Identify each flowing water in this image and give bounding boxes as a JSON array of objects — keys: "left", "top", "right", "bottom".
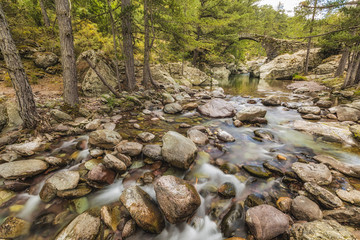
[{"left": 3, "top": 74, "right": 360, "bottom": 239}]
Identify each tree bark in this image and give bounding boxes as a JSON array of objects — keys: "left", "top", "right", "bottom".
[
  {"left": 343, "top": 51, "right": 359, "bottom": 88},
  {"left": 121, "top": 0, "right": 136, "bottom": 91},
  {"left": 55, "top": 0, "right": 79, "bottom": 107},
  {"left": 39, "top": 0, "right": 50, "bottom": 27},
  {"left": 304, "top": 0, "right": 317, "bottom": 75},
  {"left": 335, "top": 48, "right": 349, "bottom": 77},
  {"left": 106, "top": 0, "right": 122, "bottom": 90},
  {"left": 0, "top": 4, "right": 38, "bottom": 129}
]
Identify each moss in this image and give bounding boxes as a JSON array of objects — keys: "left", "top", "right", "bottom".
[{"left": 292, "top": 73, "right": 307, "bottom": 81}]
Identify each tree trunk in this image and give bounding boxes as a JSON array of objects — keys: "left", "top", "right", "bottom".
[
  {"left": 0, "top": 4, "right": 38, "bottom": 129},
  {"left": 343, "top": 51, "right": 357, "bottom": 88},
  {"left": 142, "top": 0, "right": 152, "bottom": 88},
  {"left": 304, "top": 0, "right": 318, "bottom": 75},
  {"left": 55, "top": 0, "right": 79, "bottom": 107},
  {"left": 39, "top": 0, "right": 50, "bottom": 27},
  {"left": 121, "top": 0, "right": 136, "bottom": 91},
  {"left": 106, "top": 0, "right": 122, "bottom": 90},
  {"left": 349, "top": 52, "right": 360, "bottom": 86},
  {"left": 335, "top": 48, "right": 349, "bottom": 77}
]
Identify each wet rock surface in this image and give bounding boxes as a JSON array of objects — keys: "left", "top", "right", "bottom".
[
  {"left": 154, "top": 175, "right": 201, "bottom": 223},
  {"left": 291, "top": 195, "right": 323, "bottom": 221},
  {"left": 120, "top": 186, "right": 165, "bottom": 234},
  {"left": 0, "top": 160, "right": 48, "bottom": 179},
  {"left": 292, "top": 162, "right": 332, "bottom": 185},
  {"left": 246, "top": 204, "right": 290, "bottom": 240},
  {"left": 198, "top": 98, "right": 235, "bottom": 118}
]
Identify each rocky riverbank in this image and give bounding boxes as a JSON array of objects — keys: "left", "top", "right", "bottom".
[{"left": 1, "top": 71, "right": 360, "bottom": 239}]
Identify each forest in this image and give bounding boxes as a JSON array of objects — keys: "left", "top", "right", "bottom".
[{"left": 1, "top": 0, "right": 360, "bottom": 240}]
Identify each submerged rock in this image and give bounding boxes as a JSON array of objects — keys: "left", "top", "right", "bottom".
[
  {"left": 292, "top": 162, "right": 332, "bottom": 185},
  {"left": 246, "top": 204, "right": 289, "bottom": 240},
  {"left": 291, "top": 195, "right": 323, "bottom": 221},
  {"left": 120, "top": 186, "right": 165, "bottom": 234},
  {"left": 89, "top": 129, "right": 122, "bottom": 149},
  {"left": 235, "top": 106, "right": 267, "bottom": 122},
  {"left": 254, "top": 129, "right": 274, "bottom": 141},
  {"left": 304, "top": 182, "right": 343, "bottom": 209},
  {"left": 217, "top": 129, "right": 235, "bottom": 142},
  {"left": 198, "top": 98, "right": 235, "bottom": 118},
  {"left": 221, "top": 202, "right": 244, "bottom": 237},
  {"left": 290, "top": 220, "right": 356, "bottom": 240},
  {"left": 243, "top": 165, "right": 272, "bottom": 178},
  {"left": 55, "top": 212, "right": 100, "bottom": 240},
  {"left": 218, "top": 182, "right": 236, "bottom": 198},
  {"left": 154, "top": 175, "right": 201, "bottom": 223},
  {"left": 0, "top": 160, "right": 48, "bottom": 179},
  {"left": 162, "top": 131, "right": 197, "bottom": 169}
]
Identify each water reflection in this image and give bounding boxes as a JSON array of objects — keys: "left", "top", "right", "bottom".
[{"left": 220, "top": 74, "right": 292, "bottom": 97}]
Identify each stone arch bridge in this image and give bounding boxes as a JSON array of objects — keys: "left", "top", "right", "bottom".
[{"left": 238, "top": 33, "right": 308, "bottom": 61}]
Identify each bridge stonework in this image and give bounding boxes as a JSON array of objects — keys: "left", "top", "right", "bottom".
[{"left": 238, "top": 33, "right": 308, "bottom": 61}]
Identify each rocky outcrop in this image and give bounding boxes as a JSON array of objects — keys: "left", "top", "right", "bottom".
[
  {"left": 162, "top": 131, "right": 197, "bottom": 169},
  {"left": 260, "top": 48, "right": 321, "bottom": 80},
  {"left": 120, "top": 186, "right": 165, "bottom": 234},
  {"left": 246, "top": 204, "right": 289, "bottom": 240},
  {"left": 198, "top": 98, "right": 235, "bottom": 118},
  {"left": 154, "top": 175, "right": 201, "bottom": 223},
  {"left": 314, "top": 55, "right": 341, "bottom": 75},
  {"left": 77, "top": 50, "right": 118, "bottom": 97}
]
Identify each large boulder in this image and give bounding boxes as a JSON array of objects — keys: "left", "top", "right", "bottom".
[
  {"left": 77, "top": 50, "right": 118, "bottom": 97},
  {"left": 33, "top": 52, "right": 59, "bottom": 69},
  {"left": 291, "top": 195, "right": 323, "bottom": 221},
  {"left": 154, "top": 175, "right": 201, "bottom": 223},
  {"left": 235, "top": 106, "right": 267, "bottom": 122},
  {"left": 260, "top": 48, "right": 321, "bottom": 80},
  {"left": 120, "top": 186, "right": 165, "bottom": 234},
  {"left": 89, "top": 129, "right": 122, "bottom": 149},
  {"left": 290, "top": 220, "right": 356, "bottom": 240},
  {"left": 292, "top": 162, "right": 332, "bottom": 185},
  {"left": 55, "top": 212, "right": 100, "bottom": 240},
  {"left": 293, "top": 120, "right": 357, "bottom": 146},
  {"left": 0, "top": 160, "right": 48, "bottom": 179},
  {"left": 336, "top": 106, "right": 360, "bottom": 122},
  {"left": 198, "top": 98, "right": 235, "bottom": 118},
  {"left": 162, "top": 131, "right": 197, "bottom": 169},
  {"left": 246, "top": 204, "right": 290, "bottom": 240},
  {"left": 314, "top": 55, "right": 341, "bottom": 75}
]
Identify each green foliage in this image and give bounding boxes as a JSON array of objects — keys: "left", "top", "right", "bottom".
[{"left": 292, "top": 73, "right": 307, "bottom": 81}]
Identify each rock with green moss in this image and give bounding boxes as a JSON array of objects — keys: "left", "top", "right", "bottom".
[
  {"left": 243, "top": 165, "right": 272, "bottom": 178},
  {"left": 349, "top": 125, "right": 360, "bottom": 142}
]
